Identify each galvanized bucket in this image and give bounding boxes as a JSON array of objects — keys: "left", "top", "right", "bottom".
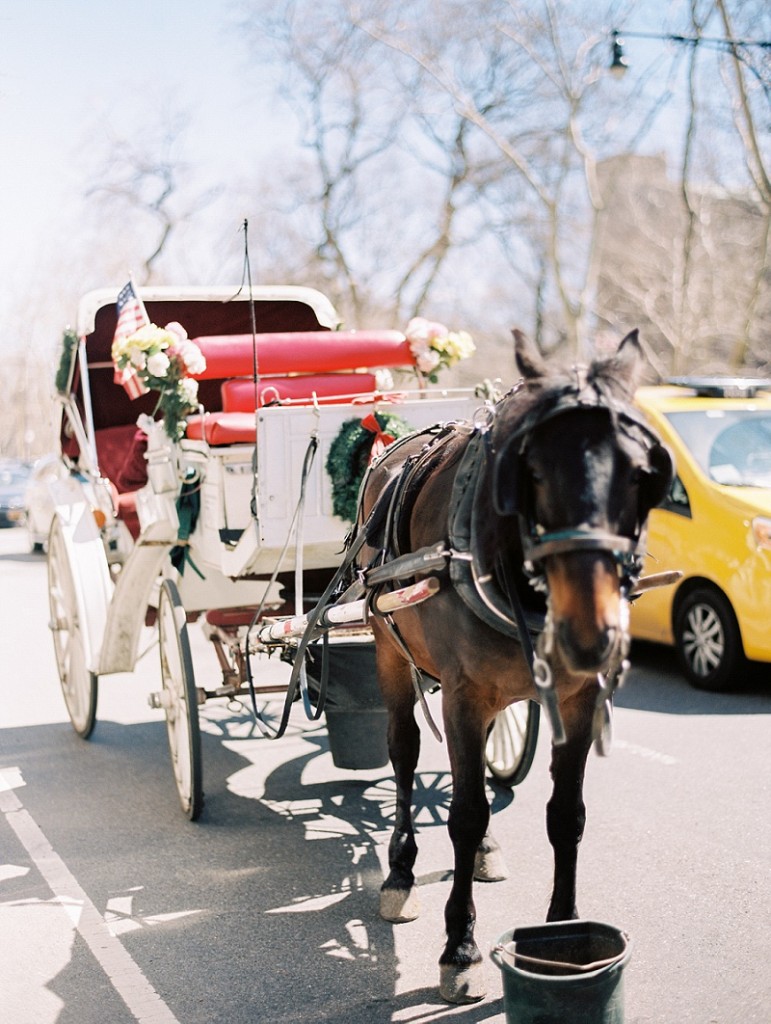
[
  {"left": 491, "top": 920, "right": 632, "bottom": 1024},
  {"left": 305, "top": 641, "right": 389, "bottom": 770}
]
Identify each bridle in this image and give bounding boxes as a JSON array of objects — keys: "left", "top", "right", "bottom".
[
  {"left": 487, "top": 371, "right": 674, "bottom": 751},
  {"left": 491, "top": 373, "right": 673, "bottom": 593}
]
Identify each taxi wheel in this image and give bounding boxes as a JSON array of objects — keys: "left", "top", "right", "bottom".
[{"left": 674, "top": 587, "right": 742, "bottom": 691}]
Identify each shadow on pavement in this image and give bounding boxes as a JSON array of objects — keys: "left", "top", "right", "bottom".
[
  {"left": 3, "top": 711, "right": 515, "bottom": 1024},
  {"left": 618, "top": 640, "right": 770, "bottom": 715}
]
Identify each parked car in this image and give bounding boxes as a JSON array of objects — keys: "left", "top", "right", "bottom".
[
  {"left": 631, "top": 377, "right": 771, "bottom": 690},
  {"left": 0, "top": 460, "right": 32, "bottom": 529},
  {"left": 24, "top": 453, "right": 67, "bottom": 551}
]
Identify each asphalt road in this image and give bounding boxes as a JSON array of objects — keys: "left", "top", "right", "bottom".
[{"left": 1, "top": 524, "right": 769, "bottom": 1024}]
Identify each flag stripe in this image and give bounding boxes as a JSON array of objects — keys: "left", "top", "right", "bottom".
[{"left": 113, "top": 282, "right": 150, "bottom": 397}]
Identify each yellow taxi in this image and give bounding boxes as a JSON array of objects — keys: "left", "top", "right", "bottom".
[{"left": 631, "top": 377, "right": 771, "bottom": 690}]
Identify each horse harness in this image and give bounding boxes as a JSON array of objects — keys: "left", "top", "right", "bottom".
[{"left": 351, "top": 373, "right": 672, "bottom": 749}]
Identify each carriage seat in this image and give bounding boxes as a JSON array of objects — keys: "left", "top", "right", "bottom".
[{"left": 184, "top": 329, "right": 417, "bottom": 446}]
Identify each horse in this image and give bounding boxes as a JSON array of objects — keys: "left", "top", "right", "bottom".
[{"left": 353, "top": 328, "right": 673, "bottom": 1003}]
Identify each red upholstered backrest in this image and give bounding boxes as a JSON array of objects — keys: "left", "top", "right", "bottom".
[
  {"left": 192, "top": 330, "right": 413, "bottom": 379},
  {"left": 90, "top": 424, "right": 148, "bottom": 493},
  {"left": 221, "top": 373, "right": 378, "bottom": 411}
]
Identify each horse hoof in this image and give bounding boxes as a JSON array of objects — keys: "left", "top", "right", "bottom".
[
  {"left": 380, "top": 886, "right": 421, "bottom": 923},
  {"left": 439, "top": 962, "right": 486, "bottom": 1003},
  {"left": 474, "top": 846, "right": 509, "bottom": 882}
]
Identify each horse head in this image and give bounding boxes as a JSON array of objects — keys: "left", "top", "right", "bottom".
[{"left": 493, "top": 329, "right": 673, "bottom": 676}]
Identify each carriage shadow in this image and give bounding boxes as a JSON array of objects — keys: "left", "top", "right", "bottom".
[
  {"left": 191, "top": 702, "right": 515, "bottom": 1021},
  {"left": 4, "top": 711, "right": 514, "bottom": 1023}
]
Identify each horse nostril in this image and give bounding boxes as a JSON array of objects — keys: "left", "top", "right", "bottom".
[{"left": 557, "top": 622, "right": 617, "bottom": 672}]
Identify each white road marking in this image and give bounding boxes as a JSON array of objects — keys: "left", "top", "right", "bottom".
[
  {"left": 613, "top": 738, "right": 678, "bottom": 765},
  {"left": 0, "top": 768, "right": 182, "bottom": 1024}
]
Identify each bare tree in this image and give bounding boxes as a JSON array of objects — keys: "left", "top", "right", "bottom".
[
  {"left": 85, "top": 111, "right": 222, "bottom": 284},
  {"left": 714, "top": 0, "right": 771, "bottom": 369}
]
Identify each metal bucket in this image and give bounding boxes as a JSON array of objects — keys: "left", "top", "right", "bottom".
[
  {"left": 305, "top": 642, "right": 389, "bottom": 770},
  {"left": 491, "top": 920, "right": 632, "bottom": 1024}
]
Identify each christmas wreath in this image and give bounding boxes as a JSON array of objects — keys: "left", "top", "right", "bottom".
[
  {"left": 55, "top": 329, "right": 79, "bottom": 394},
  {"left": 326, "top": 412, "right": 414, "bottom": 522}
]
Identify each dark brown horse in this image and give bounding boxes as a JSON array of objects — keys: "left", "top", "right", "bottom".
[{"left": 355, "top": 329, "right": 673, "bottom": 1002}]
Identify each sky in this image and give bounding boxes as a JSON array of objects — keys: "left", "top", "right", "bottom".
[
  {"left": 0, "top": 0, "right": 284, "bottom": 355},
  {"left": 1, "top": 1, "right": 766, "bottom": 363}
]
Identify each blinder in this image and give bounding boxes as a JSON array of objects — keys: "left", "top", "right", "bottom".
[{"left": 491, "top": 384, "right": 674, "bottom": 580}]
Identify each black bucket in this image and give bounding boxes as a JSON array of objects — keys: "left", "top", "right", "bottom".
[
  {"left": 305, "top": 641, "right": 389, "bottom": 770},
  {"left": 491, "top": 920, "right": 632, "bottom": 1024}
]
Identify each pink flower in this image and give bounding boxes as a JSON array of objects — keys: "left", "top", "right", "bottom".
[
  {"left": 164, "top": 321, "right": 188, "bottom": 342},
  {"left": 405, "top": 316, "right": 448, "bottom": 347}
]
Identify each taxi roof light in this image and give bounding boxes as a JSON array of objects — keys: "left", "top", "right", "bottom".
[{"left": 667, "top": 376, "right": 771, "bottom": 399}]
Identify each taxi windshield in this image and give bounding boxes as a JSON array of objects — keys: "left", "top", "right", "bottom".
[{"left": 666, "top": 409, "right": 771, "bottom": 487}]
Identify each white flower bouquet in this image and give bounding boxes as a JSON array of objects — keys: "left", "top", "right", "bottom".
[{"left": 112, "top": 321, "right": 206, "bottom": 441}]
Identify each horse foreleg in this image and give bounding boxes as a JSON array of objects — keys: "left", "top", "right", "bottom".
[
  {"left": 378, "top": 652, "right": 422, "bottom": 924},
  {"left": 440, "top": 701, "right": 490, "bottom": 1003},
  {"left": 474, "top": 829, "right": 509, "bottom": 882},
  {"left": 545, "top": 686, "right": 595, "bottom": 922}
]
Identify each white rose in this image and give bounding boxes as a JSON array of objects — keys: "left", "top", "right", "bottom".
[
  {"left": 178, "top": 378, "right": 199, "bottom": 406},
  {"left": 179, "top": 340, "right": 206, "bottom": 376},
  {"left": 129, "top": 346, "right": 147, "bottom": 369},
  {"left": 146, "top": 351, "right": 171, "bottom": 377},
  {"left": 416, "top": 349, "right": 441, "bottom": 374}
]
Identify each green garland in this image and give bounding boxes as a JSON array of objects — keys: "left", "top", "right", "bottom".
[
  {"left": 326, "top": 413, "right": 414, "bottom": 522},
  {"left": 55, "top": 329, "right": 79, "bottom": 394}
]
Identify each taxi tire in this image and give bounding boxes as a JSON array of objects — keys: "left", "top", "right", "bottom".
[{"left": 674, "top": 586, "right": 743, "bottom": 691}]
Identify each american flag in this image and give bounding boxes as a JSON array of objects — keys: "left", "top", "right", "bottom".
[{"left": 113, "top": 281, "right": 150, "bottom": 398}]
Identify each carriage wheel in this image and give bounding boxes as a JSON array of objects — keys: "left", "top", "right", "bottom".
[
  {"left": 485, "top": 700, "right": 540, "bottom": 787},
  {"left": 47, "top": 516, "right": 98, "bottom": 738},
  {"left": 158, "top": 579, "right": 203, "bottom": 820}
]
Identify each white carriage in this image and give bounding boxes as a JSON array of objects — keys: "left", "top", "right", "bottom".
[{"left": 46, "top": 285, "right": 538, "bottom": 818}]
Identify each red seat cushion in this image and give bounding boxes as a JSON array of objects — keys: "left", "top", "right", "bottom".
[
  {"left": 221, "top": 373, "right": 378, "bottom": 411},
  {"left": 185, "top": 412, "right": 257, "bottom": 446},
  {"left": 205, "top": 607, "right": 261, "bottom": 628},
  {"left": 192, "top": 330, "right": 413, "bottom": 378}
]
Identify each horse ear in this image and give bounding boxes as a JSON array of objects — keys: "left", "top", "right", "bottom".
[
  {"left": 609, "top": 329, "right": 645, "bottom": 397},
  {"left": 512, "top": 329, "right": 547, "bottom": 381}
]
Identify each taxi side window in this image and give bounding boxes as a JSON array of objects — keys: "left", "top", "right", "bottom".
[{"left": 661, "top": 474, "right": 691, "bottom": 517}]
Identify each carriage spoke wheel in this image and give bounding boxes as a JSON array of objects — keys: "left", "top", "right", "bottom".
[
  {"left": 47, "top": 516, "right": 98, "bottom": 738},
  {"left": 485, "top": 700, "right": 540, "bottom": 787},
  {"left": 158, "top": 579, "right": 203, "bottom": 820}
]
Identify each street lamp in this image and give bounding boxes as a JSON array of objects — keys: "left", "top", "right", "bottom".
[
  {"left": 609, "top": 27, "right": 771, "bottom": 78},
  {"left": 609, "top": 30, "right": 628, "bottom": 79}
]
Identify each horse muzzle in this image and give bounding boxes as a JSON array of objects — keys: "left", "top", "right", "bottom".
[
  {"left": 554, "top": 620, "right": 620, "bottom": 674},
  {"left": 542, "top": 549, "right": 629, "bottom": 676}
]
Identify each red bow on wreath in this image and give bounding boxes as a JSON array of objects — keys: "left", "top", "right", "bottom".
[{"left": 361, "top": 413, "right": 395, "bottom": 463}]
